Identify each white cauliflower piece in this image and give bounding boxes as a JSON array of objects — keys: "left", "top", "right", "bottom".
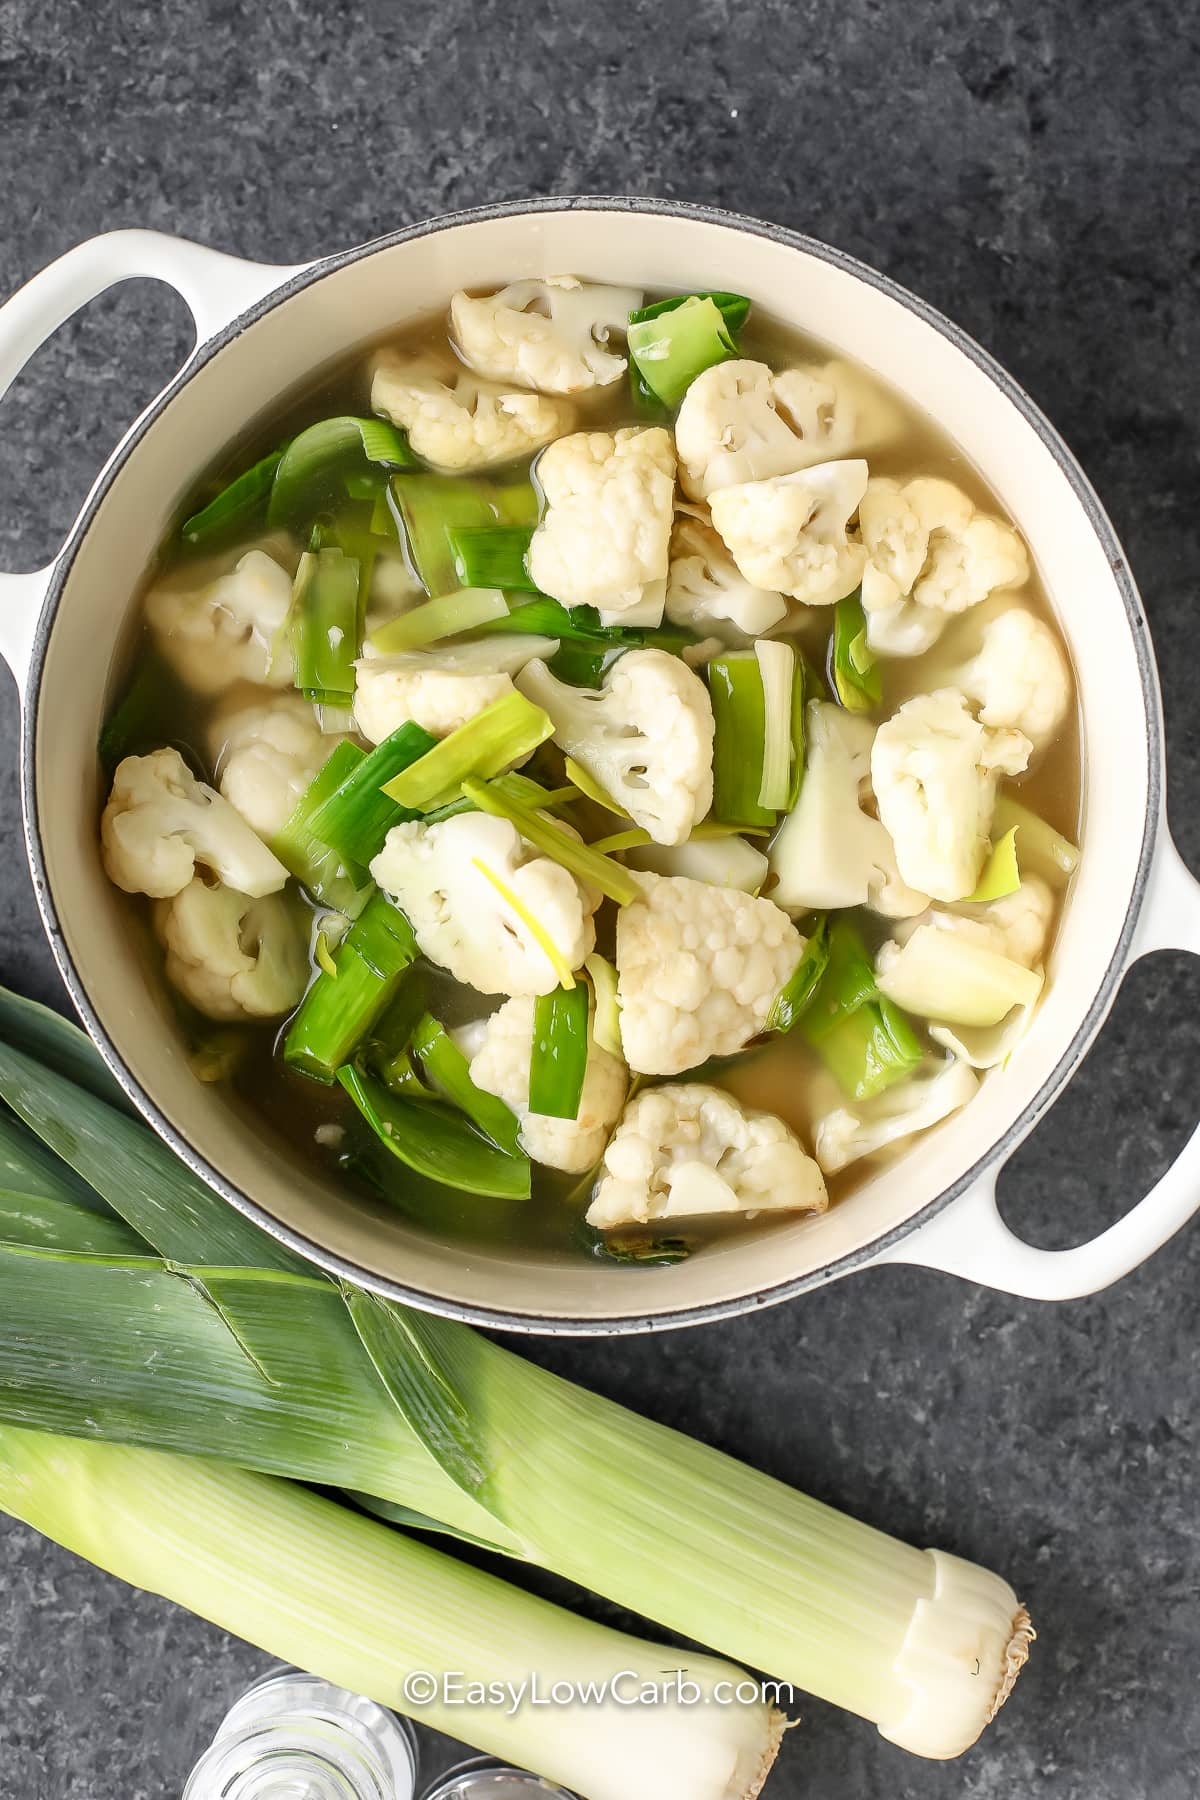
[
  {"left": 101, "top": 749, "right": 288, "bottom": 900},
  {"left": 371, "top": 351, "right": 572, "bottom": 473},
  {"left": 953, "top": 608, "right": 1072, "bottom": 750},
  {"left": 209, "top": 693, "right": 335, "bottom": 841},
  {"left": 941, "top": 876, "right": 1056, "bottom": 969},
  {"left": 516, "top": 650, "right": 714, "bottom": 846},
  {"left": 860, "top": 477, "right": 1029, "bottom": 658},
  {"left": 815, "top": 1058, "right": 979, "bottom": 1175},
  {"left": 449, "top": 276, "right": 643, "bottom": 395},
  {"left": 874, "top": 885, "right": 1050, "bottom": 1065},
  {"left": 674, "top": 358, "right": 898, "bottom": 501},
  {"left": 664, "top": 511, "right": 789, "bottom": 639},
  {"left": 526, "top": 427, "right": 676, "bottom": 616},
  {"left": 587, "top": 1083, "right": 827, "bottom": 1228},
  {"left": 145, "top": 550, "right": 294, "bottom": 695},
  {"left": 616, "top": 874, "right": 803, "bottom": 1076},
  {"left": 871, "top": 690, "right": 1032, "bottom": 902},
  {"left": 353, "top": 634, "right": 559, "bottom": 744},
  {"left": 154, "top": 878, "right": 309, "bottom": 1021},
  {"left": 709, "top": 460, "right": 868, "bottom": 605},
  {"left": 467, "top": 996, "right": 627, "bottom": 1172},
  {"left": 370, "top": 813, "right": 597, "bottom": 997},
  {"left": 768, "top": 702, "right": 928, "bottom": 918}
]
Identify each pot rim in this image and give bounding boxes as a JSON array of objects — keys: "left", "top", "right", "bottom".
[{"left": 20, "top": 194, "right": 1162, "bottom": 1335}]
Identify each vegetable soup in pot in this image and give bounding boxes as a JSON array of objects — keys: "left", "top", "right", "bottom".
[{"left": 97, "top": 279, "right": 1081, "bottom": 1269}]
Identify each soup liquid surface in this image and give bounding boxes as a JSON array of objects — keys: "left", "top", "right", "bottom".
[{"left": 105, "top": 297, "right": 1081, "bottom": 1266}]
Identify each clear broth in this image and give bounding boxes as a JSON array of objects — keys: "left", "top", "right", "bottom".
[{"left": 103, "top": 295, "right": 1082, "bottom": 1267}]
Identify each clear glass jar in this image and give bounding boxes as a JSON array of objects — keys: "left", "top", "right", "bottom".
[
  {"left": 418, "top": 1757, "right": 577, "bottom": 1800},
  {"left": 183, "top": 1667, "right": 419, "bottom": 1800}
]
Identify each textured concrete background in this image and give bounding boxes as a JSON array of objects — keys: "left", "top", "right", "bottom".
[{"left": 1, "top": 2, "right": 1199, "bottom": 1796}]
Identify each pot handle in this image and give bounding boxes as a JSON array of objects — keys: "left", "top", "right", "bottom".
[
  {"left": 0, "top": 229, "right": 310, "bottom": 694},
  {"left": 872, "top": 826, "right": 1200, "bottom": 1299}
]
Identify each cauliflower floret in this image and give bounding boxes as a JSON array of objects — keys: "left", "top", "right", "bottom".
[
  {"left": 208, "top": 693, "right": 336, "bottom": 841},
  {"left": 814, "top": 1058, "right": 979, "bottom": 1175},
  {"left": 708, "top": 460, "right": 868, "bottom": 605},
  {"left": 768, "top": 702, "right": 929, "bottom": 917},
  {"left": 101, "top": 749, "right": 288, "bottom": 900},
  {"left": 860, "top": 477, "right": 1029, "bottom": 658},
  {"left": 516, "top": 650, "right": 714, "bottom": 846},
  {"left": 371, "top": 351, "right": 573, "bottom": 473},
  {"left": 153, "top": 878, "right": 309, "bottom": 1021},
  {"left": 871, "top": 691, "right": 1032, "bottom": 902},
  {"left": 928, "top": 879, "right": 1055, "bottom": 1068},
  {"left": 526, "top": 428, "right": 676, "bottom": 617},
  {"left": 353, "top": 634, "right": 560, "bottom": 744},
  {"left": 616, "top": 874, "right": 803, "bottom": 1076},
  {"left": 449, "top": 276, "right": 643, "bottom": 395},
  {"left": 952, "top": 608, "right": 1072, "bottom": 750},
  {"left": 467, "top": 996, "right": 627, "bottom": 1172},
  {"left": 674, "top": 358, "right": 899, "bottom": 501},
  {"left": 664, "top": 511, "right": 789, "bottom": 639},
  {"left": 587, "top": 1083, "right": 828, "bottom": 1228},
  {"left": 145, "top": 550, "right": 294, "bottom": 695},
  {"left": 370, "top": 813, "right": 597, "bottom": 997},
  {"left": 874, "top": 880, "right": 1056, "bottom": 1069},
  {"left": 941, "top": 875, "right": 1056, "bottom": 969}
]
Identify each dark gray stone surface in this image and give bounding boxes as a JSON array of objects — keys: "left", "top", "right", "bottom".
[{"left": 1, "top": 1, "right": 1199, "bottom": 1795}]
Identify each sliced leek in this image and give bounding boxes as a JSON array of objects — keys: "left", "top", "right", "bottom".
[
  {"left": 284, "top": 895, "right": 419, "bottom": 1082},
  {"left": 992, "top": 795, "right": 1080, "bottom": 886},
  {"left": 381, "top": 693, "right": 554, "bottom": 812},
  {"left": 876, "top": 926, "right": 1044, "bottom": 1030},
  {"left": 464, "top": 778, "right": 641, "bottom": 907},
  {"left": 755, "top": 640, "right": 797, "bottom": 810},
  {"left": 967, "top": 827, "right": 1021, "bottom": 903},
  {"left": 368, "top": 586, "right": 510, "bottom": 654},
  {"left": 585, "top": 953, "right": 622, "bottom": 1058}
]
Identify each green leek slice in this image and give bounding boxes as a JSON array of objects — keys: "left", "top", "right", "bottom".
[
  {"left": 307, "top": 722, "right": 439, "bottom": 866},
  {"left": 410, "top": 1014, "right": 523, "bottom": 1157},
  {"left": 391, "top": 472, "right": 538, "bottom": 598},
  {"left": 708, "top": 652, "right": 777, "bottom": 830},
  {"left": 992, "top": 795, "right": 1080, "bottom": 887},
  {"left": 584, "top": 953, "right": 622, "bottom": 1058},
  {"left": 967, "top": 827, "right": 1022, "bottom": 903},
  {"left": 463, "top": 778, "right": 641, "bottom": 907},
  {"left": 272, "top": 741, "right": 374, "bottom": 916},
  {"left": 447, "top": 524, "right": 541, "bottom": 593},
  {"left": 289, "top": 545, "right": 361, "bottom": 705},
  {"left": 284, "top": 895, "right": 419, "bottom": 1083},
  {"left": 180, "top": 449, "right": 283, "bottom": 551},
  {"left": 337, "top": 1066, "right": 530, "bottom": 1200},
  {"left": 767, "top": 918, "right": 830, "bottom": 1033},
  {"left": 269, "top": 417, "right": 418, "bottom": 528},
  {"left": 529, "top": 986, "right": 590, "bottom": 1121},
  {"left": 380, "top": 692, "right": 554, "bottom": 812},
  {"left": 368, "top": 585, "right": 510, "bottom": 654},
  {"left": 831, "top": 589, "right": 881, "bottom": 713}
]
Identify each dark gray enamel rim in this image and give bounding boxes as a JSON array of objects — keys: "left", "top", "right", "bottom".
[{"left": 19, "top": 196, "right": 1163, "bottom": 1336}]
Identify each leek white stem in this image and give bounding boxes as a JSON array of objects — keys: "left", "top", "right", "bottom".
[
  {"left": 754, "top": 640, "right": 795, "bottom": 811},
  {"left": 876, "top": 925, "right": 1044, "bottom": 1029},
  {"left": 0, "top": 1425, "right": 784, "bottom": 1800},
  {"left": 425, "top": 1326, "right": 1033, "bottom": 1760}
]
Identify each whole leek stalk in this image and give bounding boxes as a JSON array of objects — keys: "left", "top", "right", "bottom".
[
  {"left": 0, "top": 988, "right": 1032, "bottom": 1761},
  {"left": 0, "top": 1426, "right": 783, "bottom": 1800}
]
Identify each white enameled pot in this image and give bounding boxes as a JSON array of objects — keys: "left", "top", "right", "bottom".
[{"left": 1, "top": 200, "right": 1198, "bottom": 1334}]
